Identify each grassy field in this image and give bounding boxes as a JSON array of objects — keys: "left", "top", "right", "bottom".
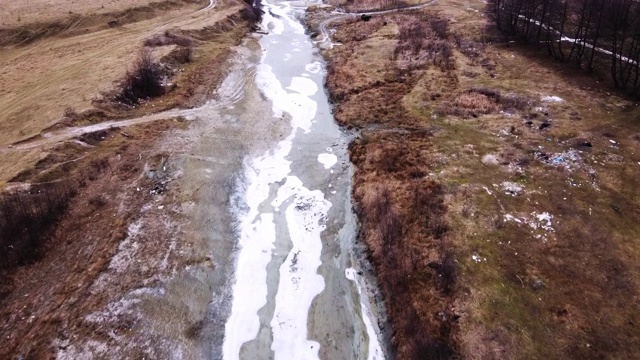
[
  {"left": 0, "top": 0, "right": 206, "bottom": 27},
  {"left": 313, "top": 0, "right": 640, "bottom": 358}
]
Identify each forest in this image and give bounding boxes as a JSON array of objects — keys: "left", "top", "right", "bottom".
[{"left": 488, "top": 0, "right": 640, "bottom": 96}]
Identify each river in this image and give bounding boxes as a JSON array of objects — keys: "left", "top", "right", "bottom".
[{"left": 217, "top": 1, "right": 385, "bottom": 359}]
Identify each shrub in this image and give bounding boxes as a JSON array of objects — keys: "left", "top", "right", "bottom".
[
  {"left": 0, "top": 182, "right": 76, "bottom": 270},
  {"left": 241, "top": 0, "right": 263, "bottom": 23},
  {"left": 143, "top": 31, "right": 193, "bottom": 47},
  {"left": 408, "top": 310, "right": 456, "bottom": 360},
  {"left": 88, "top": 195, "right": 107, "bottom": 208},
  {"left": 116, "top": 49, "right": 165, "bottom": 105},
  {"left": 394, "top": 15, "right": 454, "bottom": 70},
  {"left": 63, "top": 107, "right": 79, "bottom": 120},
  {"left": 430, "top": 18, "right": 449, "bottom": 39}
]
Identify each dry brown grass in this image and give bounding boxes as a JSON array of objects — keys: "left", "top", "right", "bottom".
[
  {"left": 0, "top": 119, "right": 184, "bottom": 357},
  {"left": 393, "top": 14, "right": 453, "bottom": 70},
  {"left": 436, "top": 87, "right": 531, "bottom": 118},
  {"left": 350, "top": 131, "right": 458, "bottom": 359},
  {"left": 452, "top": 92, "right": 497, "bottom": 113},
  {"left": 0, "top": 3, "right": 248, "bottom": 187},
  {"left": 323, "top": 13, "right": 464, "bottom": 356},
  {"left": 325, "top": 18, "right": 394, "bottom": 102},
  {"left": 0, "top": 0, "right": 209, "bottom": 29}
]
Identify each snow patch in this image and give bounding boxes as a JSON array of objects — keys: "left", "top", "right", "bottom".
[
  {"left": 317, "top": 153, "right": 338, "bottom": 169},
  {"left": 107, "top": 221, "right": 142, "bottom": 274},
  {"left": 85, "top": 298, "right": 141, "bottom": 324},
  {"left": 287, "top": 76, "right": 318, "bottom": 97},
  {"left": 305, "top": 61, "right": 322, "bottom": 74},
  {"left": 481, "top": 154, "right": 499, "bottom": 165},
  {"left": 532, "top": 212, "right": 554, "bottom": 231},
  {"left": 56, "top": 340, "right": 109, "bottom": 360},
  {"left": 541, "top": 95, "right": 564, "bottom": 102},
  {"left": 503, "top": 211, "right": 555, "bottom": 241},
  {"left": 500, "top": 181, "right": 524, "bottom": 196}
]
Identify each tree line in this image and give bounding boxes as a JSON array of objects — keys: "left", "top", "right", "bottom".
[{"left": 488, "top": 0, "right": 640, "bottom": 96}]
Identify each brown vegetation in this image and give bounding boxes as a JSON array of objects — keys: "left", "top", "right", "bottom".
[
  {"left": 394, "top": 14, "right": 453, "bottom": 70},
  {"left": 117, "top": 49, "right": 167, "bottom": 105},
  {"left": 324, "top": 12, "right": 462, "bottom": 356},
  {"left": 351, "top": 131, "right": 458, "bottom": 359}
]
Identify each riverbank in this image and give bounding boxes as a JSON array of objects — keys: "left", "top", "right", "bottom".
[
  {"left": 1, "top": 0, "right": 391, "bottom": 358},
  {"left": 311, "top": 0, "right": 640, "bottom": 358},
  {"left": 0, "top": 0, "right": 257, "bottom": 357}
]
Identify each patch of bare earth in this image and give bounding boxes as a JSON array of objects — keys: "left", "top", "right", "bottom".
[{"left": 317, "top": 0, "right": 640, "bottom": 358}]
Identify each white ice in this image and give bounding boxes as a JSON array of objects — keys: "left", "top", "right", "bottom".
[
  {"left": 305, "top": 61, "right": 322, "bottom": 74},
  {"left": 287, "top": 77, "right": 319, "bottom": 97},
  {"left": 317, "top": 153, "right": 338, "bottom": 169},
  {"left": 223, "top": 3, "right": 329, "bottom": 359},
  {"left": 541, "top": 95, "right": 564, "bottom": 102},
  {"left": 345, "top": 268, "right": 385, "bottom": 360}
]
